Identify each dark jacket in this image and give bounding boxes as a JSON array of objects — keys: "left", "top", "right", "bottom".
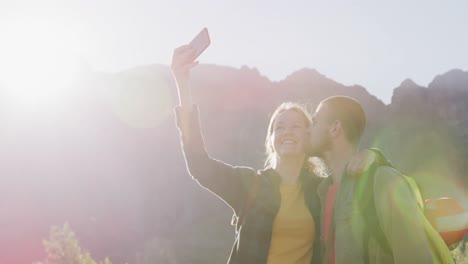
[{"left": 175, "top": 106, "right": 323, "bottom": 264}]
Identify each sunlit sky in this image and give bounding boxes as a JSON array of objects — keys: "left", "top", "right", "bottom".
[{"left": 1, "top": 0, "right": 467, "bottom": 103}]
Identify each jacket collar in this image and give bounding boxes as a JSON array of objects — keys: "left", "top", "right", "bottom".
[{"left": 262, "top": 164, "right": 317, "bottom": 189}]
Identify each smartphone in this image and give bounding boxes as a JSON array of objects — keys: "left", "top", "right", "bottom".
[{"left": 189, "top": 27, "right": 210, "bottom": 59}]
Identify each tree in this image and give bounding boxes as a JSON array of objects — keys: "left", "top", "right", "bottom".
[{"left": 34, "top": 223, "right": 112, "bottom": 264}]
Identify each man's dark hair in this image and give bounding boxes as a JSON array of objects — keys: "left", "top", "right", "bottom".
[{"left": 321, "top": 96, "right": 366, "bottom": 146}]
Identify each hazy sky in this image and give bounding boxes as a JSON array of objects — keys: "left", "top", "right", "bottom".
[{"left": 1, "top": 0, "right": 467, "bottom": 103}]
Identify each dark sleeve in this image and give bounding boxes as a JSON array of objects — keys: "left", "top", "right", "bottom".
[
  {"left": 174, "top": 105, "right": 256, "bottom": 215},
  {"left": 373, "top": 167, "right": 434, "bottom": 263}
]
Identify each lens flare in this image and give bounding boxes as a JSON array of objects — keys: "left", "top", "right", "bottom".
[{"left": 104, "top": 68, "right": 173, "bottom": 128}]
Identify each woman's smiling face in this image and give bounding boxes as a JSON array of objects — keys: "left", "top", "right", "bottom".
[{"left": 271, "top": 109, "right": 309, "bottom": 159}]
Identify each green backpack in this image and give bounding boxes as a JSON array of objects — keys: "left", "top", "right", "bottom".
[{"left": 357, "top": 163, "right": 455, "bottom": 264}]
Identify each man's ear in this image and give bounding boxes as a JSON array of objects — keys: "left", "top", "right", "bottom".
[
  {"left": 304, "top": 127, "right": 312, "bottom": 151},
  {"left": 329, "top": 120, "right": 341, "bottom": 138}
]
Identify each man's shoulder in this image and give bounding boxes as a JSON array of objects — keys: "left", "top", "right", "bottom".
[
  {"left": 348, "top": 166, "right": 402, "bottom": 188},
  {"left": 372, "top": 166, "right": 415, "bottom": 196},
  {"left": 374, "top": 166, "right": 404, "bottom": 183}
]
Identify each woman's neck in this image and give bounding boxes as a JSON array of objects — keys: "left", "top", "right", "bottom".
[{"left": 274, "top": 155, "right": 305, "bottom": 184}]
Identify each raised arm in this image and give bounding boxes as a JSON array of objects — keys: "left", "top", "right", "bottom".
[
  {"left": 171, "top": 46, "right": 256, "bottom": 215},
  {"left": 171, "top": 45, "right": 199, "bottom": 138}
]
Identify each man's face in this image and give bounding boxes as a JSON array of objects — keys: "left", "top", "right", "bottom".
[{"left": 309, "top": 103, "right": 333, "bottom": 157}]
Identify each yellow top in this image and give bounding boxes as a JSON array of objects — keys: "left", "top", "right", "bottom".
[{"left": 267, "top": 183, "right": 315, "bottom": 264}]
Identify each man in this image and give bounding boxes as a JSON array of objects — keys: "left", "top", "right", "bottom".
[{"left": 309, "top": 96, "right": 453, "bottom": 264}]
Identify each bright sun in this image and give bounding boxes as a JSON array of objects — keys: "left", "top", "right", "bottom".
[{"left": 0, "top": 18, "right": 84, "bottom": 111}]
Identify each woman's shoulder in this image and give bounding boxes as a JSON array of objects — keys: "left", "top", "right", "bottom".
[{"left": 258, "top": 167, "right": 281, "bottom": 185}]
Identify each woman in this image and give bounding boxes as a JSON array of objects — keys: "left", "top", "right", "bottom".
[{"left": 172, "top": 45, "right": 381, "bottom": 264}]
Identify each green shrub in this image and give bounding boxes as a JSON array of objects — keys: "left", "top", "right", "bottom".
[{"left": 34, "top": 223, "right": 112, "bottom": 264}]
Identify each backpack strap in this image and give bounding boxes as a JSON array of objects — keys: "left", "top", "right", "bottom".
[{"left": 357, "top": 164, "right": 393, "bottom": 264}]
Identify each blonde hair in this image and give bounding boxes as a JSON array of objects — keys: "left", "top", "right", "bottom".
[
  {"left": 308, "top": 156, "right": 331, "bottom": 178},
  {"left": 264, "top": 102, "right": 312, "bottom": 168}
]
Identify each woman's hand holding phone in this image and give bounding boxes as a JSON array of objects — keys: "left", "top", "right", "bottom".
[
  {"left": 171, "top": 28, "right": 210, "bottom": 140},
  {"left": 171, "top": 28, "right": 210, "bottom": 109}
]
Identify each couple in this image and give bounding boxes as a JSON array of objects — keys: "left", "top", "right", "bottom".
[{"left": 171, "top": 45, "right": 453, "bottom": 264}]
